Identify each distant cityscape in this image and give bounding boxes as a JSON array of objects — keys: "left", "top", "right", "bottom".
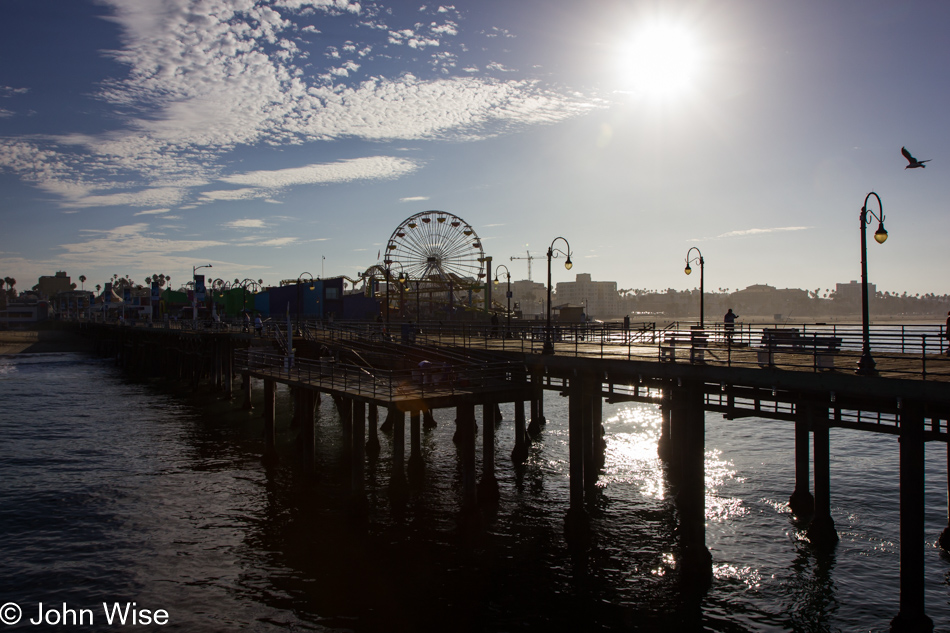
[{"left": 2, "top": 270, "right": 949, "bottom": 328}]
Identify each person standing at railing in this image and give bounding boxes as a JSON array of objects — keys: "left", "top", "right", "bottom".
[
  {"left": 945, "top": 310, "right": 950, "bottom": 355},
  {"left": 254, "top": 315, "right": 263, "bottom": 338},
  {"left": 724, "top": 308, "right": 739, "bottom": 343}
]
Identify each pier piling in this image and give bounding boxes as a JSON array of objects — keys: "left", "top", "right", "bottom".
[
  {"left": 806, "top": 407, "right": 838, "bottom": 547},
  {"left": 891, "top": 400, "right": 934, "bottom": 632},
  {"left": 408, "top": 409, "right": 424, "bottom": 483},
  {"left": 789, "top": 403, "right": 815, "bottom": 519},
  {"left": 565, "top": 374, "right": 590, "bottom": 545},
  {"left": 512, "top": 399, "right": 529, "bottom": 463},
  {"left": 263, "top": 379, "right": 277, "bottom": 462},
  {"left": 479, "top": 402, "right": 500, "bottom": 503}
]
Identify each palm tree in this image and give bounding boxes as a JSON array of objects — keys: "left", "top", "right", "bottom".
[{"left": 79, "top": 275, "right": 87, "bottom": 290}]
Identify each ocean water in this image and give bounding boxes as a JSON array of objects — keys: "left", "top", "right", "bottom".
[{"left": 1, "top": 352, "right": 949, "bottom": 632}]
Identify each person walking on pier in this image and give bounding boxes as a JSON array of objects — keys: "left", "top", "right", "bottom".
[
  {"left": 724, "top": 308, "right": 739, "bottom": 343},
  {"left": 254, "top": 315, "right": 263, "bottom": 337}
]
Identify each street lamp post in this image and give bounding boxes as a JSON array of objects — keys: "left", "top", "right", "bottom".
[
  {"left": 384, "top": 264, "right": 392, "bottom": 331},
  {"left": 857, "top": 192, "right": 888, "bottom": 376},
  {"left": 192, "top": 264, "right": 212, "bottom": 323},
  {"left": 297, "top": 272, "right": 314, "bottom": 334},
  {"left": 543, "top": 237, "right": 573, "bottom": 355},
  {"left": 494, "top": 264, "right": 512, "bottom": 337},
  {"left": 684, "top": 247, "right": 704, "bottom": 328},
  {"left": 397, "top": 270, "right": 408, "bottom": 319}
]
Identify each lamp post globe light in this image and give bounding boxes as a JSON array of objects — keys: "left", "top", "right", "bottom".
[
  {"left": 856, "top": 192, "right": 888, "bottom": 376},
  {"left": 543, "top": 237, "right": 573, "bottom": 355},
  {"left": 684, "top": 247, "right": 704, "bottom": 329},
  {"left": 494, "top": 264, "right": 512, "bottom": 337}
]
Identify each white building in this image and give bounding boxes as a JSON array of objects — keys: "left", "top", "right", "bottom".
[{"left": 554, "top": 273, "right": 621, "bottom": 319}]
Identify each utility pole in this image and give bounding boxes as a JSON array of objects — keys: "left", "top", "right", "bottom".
[{"left": 510, "top": 249, "right": 536, "bottom": 281}]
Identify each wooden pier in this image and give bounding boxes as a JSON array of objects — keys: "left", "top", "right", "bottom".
[{"left": 78, "top": 320, "right": 950, "bottom": 632}]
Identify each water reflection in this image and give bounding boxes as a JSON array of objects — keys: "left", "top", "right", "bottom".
[
  {"left": 785, "top": 543, "right": 839, "bottom": 630},
  {"left": 5, "top": 354, "right": 934, "bottom": 631}
]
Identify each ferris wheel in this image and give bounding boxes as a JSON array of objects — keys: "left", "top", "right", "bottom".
[{"left": 383, "top": 211, "right": 485, "bottom": 286}]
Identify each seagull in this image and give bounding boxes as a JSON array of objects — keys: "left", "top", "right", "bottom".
[{"left": 901, "top": 146, "right": 931, "bottom": 169}]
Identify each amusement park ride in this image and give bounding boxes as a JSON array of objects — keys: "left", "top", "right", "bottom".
[{"left": 362, "top": 211, "right": 490, "bottom": 319}]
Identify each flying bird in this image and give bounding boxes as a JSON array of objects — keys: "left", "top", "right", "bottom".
[{"left": 901, "top": 146, "right": 931, "bottom": 169}]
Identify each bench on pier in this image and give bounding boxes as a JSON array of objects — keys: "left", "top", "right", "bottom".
[
  {"left": 759, "top": 328, "right": 803, "bottom": 350},
  {"left": 757, "top": 330, "right": 842, "bottom": 369},
  {"left": 660, "top": 327, "right": 708, "bottom": 363}
]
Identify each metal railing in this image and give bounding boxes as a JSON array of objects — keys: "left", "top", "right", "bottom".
[
  {"left": 235, "top": 348, "right": 520, "bottom": 400},
  {"left": 306, "top": 320, "right": 949, "bottom": 381}
]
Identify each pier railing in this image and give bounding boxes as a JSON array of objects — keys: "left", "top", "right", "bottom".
[
  {"left": 235, "top": 348, "right": 519, "bottom": 401},
  {"left": 309, "top": 320, "right": 949, "bottom": 381}
]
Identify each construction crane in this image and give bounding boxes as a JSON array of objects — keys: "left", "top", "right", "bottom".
[{"left": 510, "top": 248, "right": 536, "bottom": 281}]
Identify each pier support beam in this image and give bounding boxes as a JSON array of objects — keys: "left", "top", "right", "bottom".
[
  {"left": 211, "top": 339, "right": 221, "bottom": 391},
  {"left": 939, "top": 439, "right": 950, "bottom": 552},
  {"left": 672, "top": 379, "right": 711, "bottom": 577},
  {"left": 389, "top": 409, "right": 407, "bottom": 498},
  {"left": 593, "top": 386, "right": 606, "bottom": 470},
  {"left": 582, "top": 374, "right": 598, "bottom": 490},
  {"left": 263, "top": 379, "right": 277, "bottom": 462},
  {"left": 564, "top": 374, "right": 590, "bottom": 546},
  {"left": 891, "top": 400, "right": 934, "bottom": 632},
  {"left": 408, "top": 409, "right": 424, "bottom": 483},
  {"left": 380, "top": 405, "right": 395, "bottom": 434},
  {"left": 789, "top": 404, "right": 815, "bottom": 519},
  {"left": 423, "top": 408, "right": 438, "bottom": 430},
  {"left": 242, "top": 371, "right": 253, "bottom": 410},
  {"left": 511, "top": 399, "right": 529, "bottom": 463},
  {"left": 299, "top": 390, "right": 316, "bottom": 474},
  {"left": 806, "top": 408, "right": 838, "bottom": 547},
  {"left": 366, "top": 403, "right": 380, "bottom": 458},
  {"left": 351, "top": 401, "right": 366, "bottom": 514},
  {"left": 657, "top": 389, "right": 672, "bottom": 462},
  {"left": 340, "top": 398, "right": 353, "bottom": 464},
  {"left": 223, "top": 342, "right": 233, "bottom": 400},
  {"left": 528, "top": 371, "right": 545, "bottom": 436},
  {"left": 457, "top": 403, "right": 479, "bottom": 512},
  {"left": 479, "top": 402, "right": 500, "bottom": 503}
]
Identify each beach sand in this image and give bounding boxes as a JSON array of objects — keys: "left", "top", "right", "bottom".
[{"left": 0, "top": 329, "right": 93, "bottom": 355}]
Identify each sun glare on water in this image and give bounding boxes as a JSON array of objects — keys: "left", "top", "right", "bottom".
[{"left": 620, "top": 21, "right": 703, "bottom": 100}]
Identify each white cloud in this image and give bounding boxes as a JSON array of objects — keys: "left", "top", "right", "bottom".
[
  {"left": 198, "top": 188, "right": 264, "bottom": 203},
  {"left": 56, "top": 223, "right": 227, "bottom": 272},
  {"left": 224, "top": 219, "right": 268, "bottom": 229},
  {"left": 221, "top": 156, "right": 421, "bottom": 188},
  {"left": 399, "top": 195, "right": 429, "bottom": 202},
  {"left": 0, "top": 0, "right": 600, "bottom": 213},
  {"left": 274, "top": 0, "right": 361, "bottom": 13},
  {"left": 716, "top": 226, "right": 810, "bottom": 239},
  {"left": 688, "top": 226, "right": 811, "bottom": 242},
  {"left": 257, "top": 237, "right": 298, "bottom": 247}
]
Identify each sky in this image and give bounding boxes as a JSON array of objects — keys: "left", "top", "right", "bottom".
[{"left": 1, "top": 0, "right": 949, "bottom": 296}]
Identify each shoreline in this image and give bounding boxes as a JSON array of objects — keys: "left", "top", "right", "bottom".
[{"left": 0, "top": 329, "right": 94, "bottom": 355}]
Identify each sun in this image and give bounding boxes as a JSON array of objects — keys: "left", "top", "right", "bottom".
[{"left": 619, "top": 21, "right": 702, "bottom": 100}]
